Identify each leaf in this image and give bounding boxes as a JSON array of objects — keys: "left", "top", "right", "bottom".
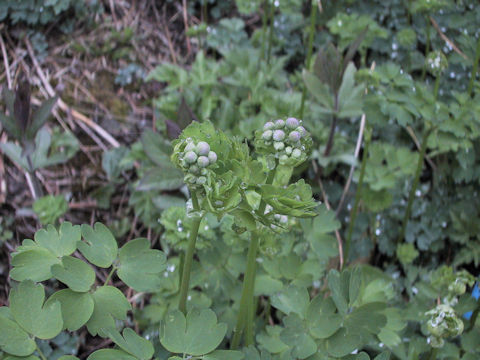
[
  {"left": 14, "top": 76, "right": 31, "bottom": 134},
  {"left": 51, "top": 256, "right": 96, "bottom": 292},
  {"left": 327, "top": 270, "right": 349, "bottom": 315},
  {"left": 85, "top": 286, "right": 131, "bottom": 337},
  {"left": 34, "top": 222, "right": 81, "bottom": 257},
  {"left": 302, "top": 70, "right": 335, "bottom": 111},
  {"left": 325, "top": 327, "right": 362, "bottom": 358},
  {"left": 137, "top": 167, "right": 184, "bottom": 191},
  {"left": 10, "top": 245, "right": 60, "bottom": 282},
  {"left": 270, "top": 284, "right": 310, "bottom": 318},
  {"left": 343, "top": 28, "right": 368, "bottom": 74},
  {"left": 160, "top": 308, "right": 227, "bottom": 356},
  {"left": 0, "top": 307, "right": 36, "bottom": 356},
  {"left": 203, "top": 350, "right": 244, "bottom": 360},
  {"left": 58, "top": 357, "right": 80, "bottom": 360},
  {"left": 9, "top": 281, "right": 63, "bottom": 339},
  {"left": 256, "top": 325, "right": 289, "bottom": 354},
  {"left": 44, "top": 289, "right": 94, "bottom": 331},
  {"left": 27, "top": 96, "right": 57, "bottom": 139},
  {"left": 254, "top": 274, "right": 283, "bottom": 296},
  {"left": 103, "top": 328, "right": 154, "bottom": 360},
  {"left": 307, "top": 296, "right": 342, "bottom": 339},
  {"left": 78, "top": 223, "right": 118, "bottom": 268},
  {"left": 140, "top": 129, "right": 173, "bottom": 166},
  {"left": 0, "top": 112, "right": 20, "bottom": 139},
  {"left": 280, "top": 314, "right": 317, "bottom": 359},
  {"left": 33, "top": 195, "right": 69, "bottom": 225},
  {"left": 177, "top": 96, "right": 196, "bottom": 130},
  {"left": 87, "top": 349, "right": 137, "bottom": 360},
  {"left": 4, "top": 356, "right": 40, "bottom": 360},
  {"left": 117, "top": 238, "right": 167, "bottom": 292}
]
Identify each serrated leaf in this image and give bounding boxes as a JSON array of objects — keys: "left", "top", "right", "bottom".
[
  {"left": 160, "top": 308, "right": 227, "bottom": 356},
  {"left": 87, "top": 349, "right": 137, "bottom": 360},
  {"left": 35, "top": 222, "right": 80, "bottom": 257},
  {"left": 103, "top": 328, "right": 154, "bottom": 360},
  {"left": 10, "top": 245, "right": 60, "bottom": 282},
  {"left": 51, "top": 256, "right": 96, "bottom": 292},
  {"left": 86, "top": 286, "right": 131, "bottom": 337},
  {"left": 271, "top": 284, "right": 310, "bottom": 318},
  {"left": 44, "top": 289, "right": 94, "bottom": 331},
  {"left": 78, "top": 223, "right": 118, "bottom": 268},
  {"left": 9, "top": 281, "right": 63, "bottom": 339},
  {"left": 117, "top": 238, "right": 166, "bottom": 292},
  {"left": 0, "top": 307, "right": 36, "bottom": 356}
]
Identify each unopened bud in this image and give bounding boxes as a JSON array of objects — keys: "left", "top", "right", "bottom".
[
  {"left": 292, "top": 148, "right": 302, "bottom": 158},
  {"left": 274, "top": 119, "right": 285, "bottom": 128},
  {"left": 286, "top": 117, "right": 299, "bottom": 129},
  {"left": 196, "top": 141, "right": 210, "bottom": 156},
  {"left": 184, "top": 151, "right": 198, "bottom": 164},
  {"left": 262, "top": 130, "right": 273, "bottom": 140},
  {"left": 208, "top": 151, "right": 217, "bottom": 163},
  {"left": 197, "top": 156, "right": 210, "bottom": 168},
  {"left": 289, "top": 131, "right": 301, "bottom": 142},
  {"left": 264, "top": 121, "right": 275, "bottom": 130},
  {"left": 273, "top": 130, "right": 285, "bottom": 141},
  {"left": 285, "top": 146, "right": 292, "bottom": 155},
  {"left": 274, "top": 141, "right": 285, "bottom": 151}
]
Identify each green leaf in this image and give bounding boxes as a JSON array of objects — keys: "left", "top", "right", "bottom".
[
  {"left": 160, "top": 308, "right": 227, "bottom": 356},
  {"left": 203, "top": 350, "right": 245, "bottom": 360},
  {"left": 137, "top": 167, "right": 184, "bottom": 191},
  {"left": 51, "top": 256, "right": 96, "bottom": 292},
  {"left": 327, "top": 270, "right": 349, "bottom": 315},
  {"left": 270, "top": 284, "right": 310, "bottom": 318},
  {"left": 325, "top": 327, "right": 362, "bottom": 358},
  {"left": 0, "top": 112, "right": 20, "bottom": 139},
  {"left": 307, "top": 296, "right": 342, "bottom": 339},
  {"left": 254, "top": 274, "right": 283, "bottom": 296},
  {"left": 44, "top": 289, "right": 94, "bottom": 331},
  {"left": 34, "top": 222, "right": 81, "bottom": 257},
  {"left": 4, "top": 356, "right": 40, "bottom": 360},
  {"left": 27, "top": 96, "right": 57, "bottom": 140},
  {"left": 10, "top": 245, "right": 60, "bottom": 282},
  {"left": 87, "top": 349, "right": 137, "bottom": 360},
  {"left": 103, "top": 328, "right": 154, "bottom": 360},
  {"left": 117, "top": 238, "right": 167, "bottom": 292},
  {"left": 9, "top": 280, "right": 63, "bottom": 339},
  {"left": 33, "top": 196, "right": 69, "bottom": 226},
  {"left": 58, "top": 356, "right": 81, "bottom": 360},
  {"left": 86, "top": 286, "right": 131, "bottom": 337},
  {"left": 256, "top": 325, "right": 289, "bottom": 354},
  {"left": 78, "top": 223, "right": 118, "bottom": 268},
  {"left": 0, "top": 307, "right": 36, "bottom": 356},
  {"left": 280, "top": 314, "right": 317, "bottom": 359},
  {"left": 302, "top": 70, "right": 334, "bottom": 111}
]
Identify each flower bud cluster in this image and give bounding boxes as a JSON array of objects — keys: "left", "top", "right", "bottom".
[
  {"left": 425, "top": 304, "right": 464, "bottom": 348},
  {"left": 259, "top": 117, "right": 309, "bottom": 165},
  {"left": 178, "top": 138, "right": 218, "bottom": 186}
]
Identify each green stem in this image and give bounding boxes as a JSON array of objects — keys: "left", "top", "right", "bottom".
[
  {"left": 299, "top": 0, "right": 318, "bottom": 119},
  {"left": 399, "top": 127, "right": 433, "bottom": 243},
  {"left": 266, "top": 0, "right": 275, "bottom": 65},
  {"left": 345, "top": 122, "right": 371, "bottom": 261},
  {"left": 244, "top": 232, "right": 260, "bottom": 346},
  {"left": 259, "top": 0, "right": 269, "bottom": 66},
  {"left": 422, "top": 16, "right": 431, "bottom": 81},
  {"left": 433, "top": 75, "right": 440, "bottom": 101},
  {"left": 467, "top": 301, "right": 480, "bottom": 331},
  {"left": 178, "top": 191, "right": 203, "bottom": 314},
  {"left": 103, "top": 266, "right": 116, "bottom": 286},
  {"left": 231, "top": 166, "right": 277, "bottom": 349},
  {"left": 467, "top": 36, "right": 480, "bottom": 97},
  {"left": 429, "top": 347, "right": 438, "bottom": 360},
  {"left": 36, "top": 343, "right": 47, "bottom": 360}
]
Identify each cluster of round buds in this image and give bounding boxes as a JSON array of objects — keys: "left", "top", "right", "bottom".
[
  {"left": 179, "top": 138, "right": 217, "bottom": 186},
  {"left": 426, "top": 51, "right": 448, "bottom": 77},
  {"left": 425, "top": 304, "right": 464, "bottom": 348},
  {"left": 260, "top": 117, "right": 309, "bottom": 165}
]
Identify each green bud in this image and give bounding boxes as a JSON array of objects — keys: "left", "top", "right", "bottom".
[
  {"left": 285, "top": 146, "right": 292, "bottom": 155},
  {"left": 208, "top": 151, "right": 217, "bottom": 163},
  {"left": 184, "top": 142, "right": 196, "bottom": 152},
  {"left": 184, "top": 151, "right": 198, "bottom": 164},
  {"left": 274, "top": 119, "right": 285, "bottom": 129},
  {"left": 190, "top": 165, "right": 199, "bottom": 174},
  {"left": 274, "top": 141, "right": 285, "bottom": 151},
  {"left": 196, "top": 141, "right": 210, "bottom": 156},
  {"left": 273, "top": 130, "right": 285, "bottom": 141},
  {"left": 262, "top": 130, "right": 273, "bottom": 140},
  {"left": 289, "top": 131, "right": 301, "bottom": 142},
  {"left": 196, "top": 176, "right": 207, "bottom": 185},
  {"left": 292, "top": 148, "right": 302, "bottom": 158},
  {"left": 264, "top": 121, "right": 275, "bottom": 130}
]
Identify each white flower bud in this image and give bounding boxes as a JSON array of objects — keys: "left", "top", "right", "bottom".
[
  {"left": 279, "top": 215, "right": 288, "bottom": 224},
  {"left": 296, "top": 126, "right": 306, "bottom": 137},
  {"left": 184, "top": 151, "right": 198, "bottom": 164},
  {"left": 274, "top": 119, "right": 285, "bottom": 129},
  {"left": 279, "top": 154, "right": 289, "bottom": 163},
  {"left": 197, "top": 156, "right": 210, "bottom": 168},
  {"left": 262, "top": 130, "right": 273, "bottom": 140},
  {"left": 285, "top": 146, "right": 293, "bottom": 155},
  {"left": 184, "top": 142, "right": 196, "bottom": 152},
  {"left": 274, "top": 141, "right": 285, "bottom": 151},
  {"left": 273, "top": 130, "right": 285, "bottom": 141},
  {"left": 196, "top": 176, "right": 207, "bottom": 185},
  {"left": 189, "top": 165, "right": 199, "bottom": 174},
  {"left": 264, "top": 121, "right": 275, "bottom": 130},
  {"left": 208, "top": 151, "right": 217, "bottom": 163},
  {"left": 289, "top": 131, "right": 301, "bottom": 142},
  {"left": 196, "top": 141, "right": 210, "bottom": 156},
  {"left": 286, "top": 117, "right": 299, "bottom": 129},
  {"left": 292, "top": 148, "right": 302, "bottom": 158}
]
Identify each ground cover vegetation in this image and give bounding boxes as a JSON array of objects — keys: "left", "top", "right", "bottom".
[{"left": 0, "top": 0, "right": 480, "bottom": 359}]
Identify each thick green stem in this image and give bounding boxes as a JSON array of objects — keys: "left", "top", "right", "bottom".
[
  {"left": 433, "top": 75, "right": 440, "bottom": 101},
  {"left": 231, "top": 166, "right": 277, "bottom": 349},
  {"left": 467, "top": 36, "right": 480, "bottom": 97},
  {"left": 259, "top": 0, "right": 269, "bottom": 66},
  {"left": 399, "top": 127, "right": 433, "bottom": 243},
  {"left": 178, "top": 191, "right": 203, "bottom": 314},
  {"left": 299, "top": 0, "right": 318, "bottom": 119},
  {"left": 422, "top": 16, "right": 431, "bottom": 81},
  {"left": 345, "top": 123, "right": 371, "bottom": 261}
]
